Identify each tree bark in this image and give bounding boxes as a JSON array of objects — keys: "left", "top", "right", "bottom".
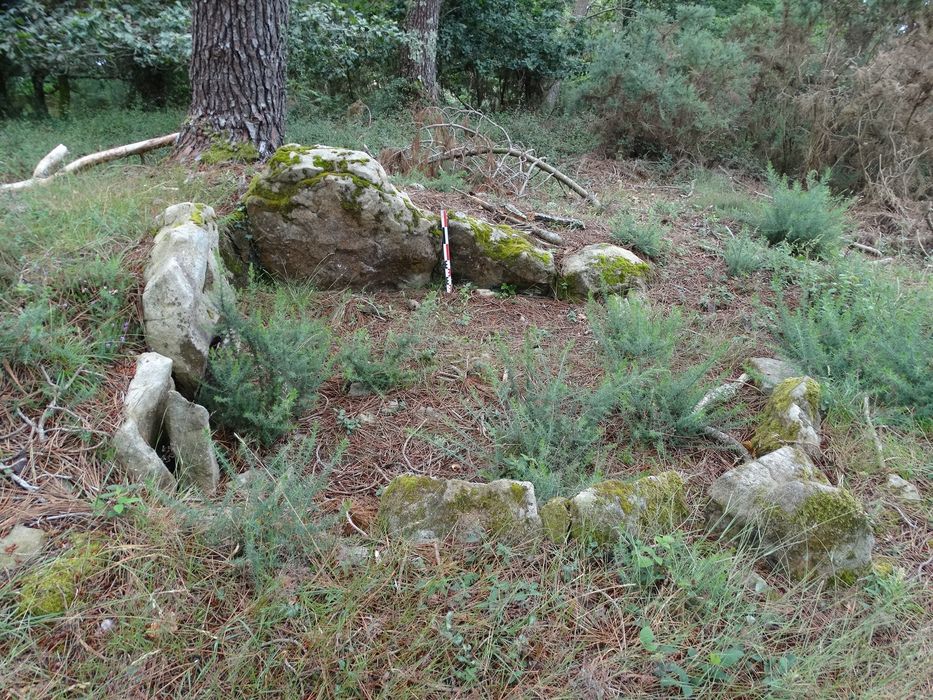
[
  {"left": 31, "top": 72, "right": 49, "bottom": 119},
  {"left": 56, "top": 75, "right": 71, "bottom": 118},
  {"left": 401, "top": 0, "right": 443, "bottom": 103},
  {"left": 174, "top": 0, "right": 289, "bottom": 161},
  {"left": 543, "top": 0, "right": 591, "bottom": 109}
]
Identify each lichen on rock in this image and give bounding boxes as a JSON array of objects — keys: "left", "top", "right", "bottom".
[
  {"left": 750, "top": 376, "right": 822, "bottom": 457},
  {"left": 245, "top": 144, "right": 438, "bottom": 288},
  {"left": 707, "top": 445, "right": 873, "bottom": 581},
  {"left": 559, "top": 243, "right": 649, "bottom": 298},
  {"left": 444, "top": 213, "right": 555, "bottom": 292},
  {"left": 569, "top": 471, "right": 687, "bottom": 546},
  {"left": 378, "top": 473, "right": 541, "bottom": 542},
  {"left": 540, "top": 497, "right": 572, "bottom": 543}
]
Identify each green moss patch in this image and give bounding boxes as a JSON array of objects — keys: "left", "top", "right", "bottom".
[
  {"left": 200, "top": 138, "right": 260, "bottom": 165},
  {"left": 751, "top": 376, "right": 822, "bottom": 455},
  {"left": 594, "top": 253, "right": 650, "bottom": 287},
  {"left": 17, "top": 534, "right": 107, "bottom": 617}
]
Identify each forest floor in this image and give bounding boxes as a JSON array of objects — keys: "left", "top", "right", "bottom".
[{"left": 0, "top": 111, "right": 930, "bottom": 698}]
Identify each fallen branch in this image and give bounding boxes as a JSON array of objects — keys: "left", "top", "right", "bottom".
[
  {"left": 33, "top": 144, "right": 68, "bottom": 178},
  {"left": 533, "top": 212, "right": 585, "bottom": 229},
  {"left": 702, "top": 426, "right": 752, "bottom": 461},
  {"left": 862, "top": 396, "right": 885, "bottom": 472},
  {"left": 1, "top": 453, "right": 38, "bottom": 492},
  {"left": 453, "top": 189, "right": 564, "bottom": 245},
  {"left": 850, "top": 241, "right": 884, "bottom": 256},
  {"left": 1, "top": 133, "right": 179, "bottom": 192},
  {"left": 431, "top": 145, "right": 598, "bottom": 205},
  {"left": 695, "top": 374, "right": 749, "bottom": 413}
]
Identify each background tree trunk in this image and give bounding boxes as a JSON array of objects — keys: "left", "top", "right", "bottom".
[
  {"left": 401, "top": 0, "right": 443, "bottom": 103},
  {"left": 543, "top": 0, "right": 591, "bottom": 109},
  {"left": 31, "top": 72, "right": 48, "bottom": 118},
  {"left": 174, "top": 0, "right": 289, "bottom": 161}
]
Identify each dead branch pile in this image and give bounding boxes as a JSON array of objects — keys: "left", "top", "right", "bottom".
[{"left": 380, "top": 107, "right": 599, "bottom": 206}]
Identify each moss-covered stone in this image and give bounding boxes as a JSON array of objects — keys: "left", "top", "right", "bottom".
[
  {"left": 569, "top": 471, "right": 687, "bottom": 546},
  {"left": 750, "top": 376, "right": 822, "bottom": 456},
  {"left": 708, "top": 446, "right": 873, "bottom": 581},
  {"left": 593, "top": 253, "right": 650, "bottom": 287},
  {"left": 540, "top": 497, "right": 572, "bottom": 543},
  {"left": 17, "top": 534, "right": 106, "bottom": 617},
  {"left": 559, "top": 243, "right": 649, "bottom": 299},
  {"left": 378, "top": 474, "right": 541, "bottom": 542}
]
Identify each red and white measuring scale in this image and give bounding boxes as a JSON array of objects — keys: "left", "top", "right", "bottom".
[{"left": 440, "top": 209, "right": 453, "bottom": 293}]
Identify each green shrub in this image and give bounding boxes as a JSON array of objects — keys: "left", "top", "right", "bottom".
[
  {"left": 609, "top": 211, "right": 671, "bottom": 260},
  {"left": 723, "top": 233, "right": 769, "bottom": 277},
  {"left": 587, "top": 295, "right": 683, "bottom": 369},
  {"left": 771, "top": 259, "right": 933, "bottom": 424},
  {"left": 201, "top": 290, "right": 332, "bottom": 444},
  {"left": 758, "top": 167, "right": 852, "bottom": 258},
  {"left": 485, "top": 335, "right": 616, "bottom": 500},
  {"left": 172, "top": 434, "right": 339, "bottom": 582},
  {"left": 578, "top": 5, "right": 755, "bottom": 160},
  {"left": 613, "top": 358, "right": 736, "bottom": 450},
  {"left": 339, "top": 294, "right": 437, "bottom": 394}
]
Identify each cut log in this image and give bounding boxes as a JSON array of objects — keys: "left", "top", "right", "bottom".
[{"left": 1, "top": 133, "right": 179, "bottom": 193}]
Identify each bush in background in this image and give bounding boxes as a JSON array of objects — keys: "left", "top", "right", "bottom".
[{"left": 758, "top": 167, "right": 852, "bottom": 257}]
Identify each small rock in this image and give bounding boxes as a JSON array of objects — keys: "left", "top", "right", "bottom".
[
  {"left": 336, "top": 543, "right": 372, "bottom": 568},
  {"left": 474, "top": 288, "right": 497, "bottom": 298},
  {"left": 99, "top": 618, "right": 116, "bottom": 635},
  {"left": 708, "top": 446, "right": 873, "bottom": 581},
  {"left": 750, "top": 376, "right": 822, "bottom": 457},
  {"left": 569, "top": 472, "right": 687, "bottom": 546},
  {"left": 747, "top": 358, "right": 800, "bottom": 394},
  {"left": 883, "top": 474, "right": 921, "bottom": 503},
  {"left": 405, "top": 298, "right": 421, "bottom": 311},
  {"left": 233, "top": 470, "right": 261, "bottom": 489},
  {"left": 378, "top": 474, "right": 541, "bottom": 543},
  {"left": 0, "top": 525, "right": 47, "bottom": 572},
  {"left": 348, "top": 382, "right": 373, "bottom": 398},
  {"left": 742, "top": 571, "right": 770, "bottom": 596},
  {"left": 358, "top": 412, "right": 377, "bottom": 425},
  {"left": 381, "top": 399, "right": 405, "bottom": 415},
  {"left": 559, "top": 243, "right": 649, "bottom": 298}
]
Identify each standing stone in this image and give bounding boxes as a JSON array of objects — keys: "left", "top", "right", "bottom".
[
  {"left": 143, "top": 202, "right": 232, "bottom": 395},
  {"left": 111, "top": 353, "right": 175, "bottom": 489},
  {"left": 708, "top": 446, "right": 873, "bottom": 580},
  {"left": 378, "top": 474, "right": 541, "bottom": 542},
  {"left": 165, "top": 390, "right": 219, "bottom": 494},
  {"left": 0, "top": 525, "right": 47, "bottom": 572},
  {"left": 559, "top": 243, "right": 649, "bottom": 298},
  {"left": 750, "top": 376, "right": 822, "bottom": 457}
]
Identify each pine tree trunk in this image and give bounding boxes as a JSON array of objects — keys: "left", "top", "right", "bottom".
[
  {"left": 401, "top": 0, "right": 442, "bottom": 103},
  {"left": 174, "top": 0, "right": 289, "bottom": 161},
  {"left": 544, "top": 0, "right": 591, "bottom": 109}
]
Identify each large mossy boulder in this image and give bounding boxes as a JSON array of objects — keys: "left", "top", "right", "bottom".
[
  {"left": 569, "top": 472, "right": 687, "bottom": 546},
  {"left": 378, "top": 474, "right": 541, "bottom": 542},
  {"left": 446, "top": 213, "right": 555, "bottom": 292},
  {"left": 708, "top": 446, "right": 873, "bottom": 581},
  {"left": 244, "top": 145, "right": 437, "bottom": 288},
  {"left": 750, "top": 376, "right": 822, "bottom": 457},
  {"left": 559, "top": 243, "right": 649, "bottom": 298},
  {"left": 143, "top": 202, "right": 231, "bottom": 395}
]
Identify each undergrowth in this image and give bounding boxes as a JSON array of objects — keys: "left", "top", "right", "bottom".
[
  {"left": 201, "top": 281, "right": 332, "bottom": 444},
  {"left": 770, "top": 258, "right": 933, "bottom": 425}
]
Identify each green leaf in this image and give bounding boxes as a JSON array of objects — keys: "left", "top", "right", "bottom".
[{"left": 639, "top": 625, "right": 658, "bottom": 652}]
